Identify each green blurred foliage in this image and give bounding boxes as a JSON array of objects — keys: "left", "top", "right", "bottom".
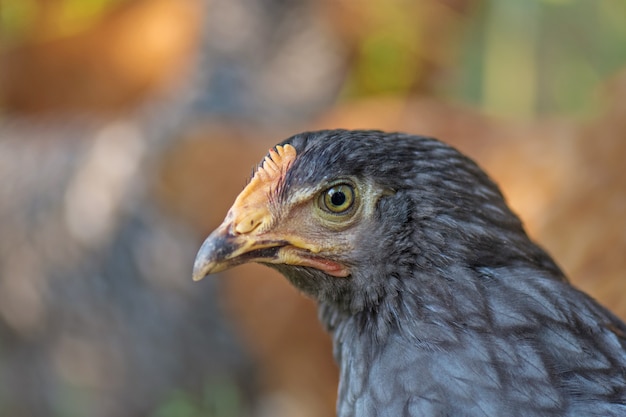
[
  {"left": 341, "top": 2, "right": 423, "bottom": 98},
  {"left": 54, "top": 383, "right": 92, "bottom": 417},
  {"left": 451, "top": 0, "right": 626, "bottom": 119},
  {"left": 152, "top": 378, "right": 244, "bottom": 417},
  {"left": 339, "top": 0, "right": 626, "bottom": 119},
  {"left": 0, "top": 0, "right": 38, "bottom": 41},
  {"left": 0, "top": 0, "right": 124, "bottom": 42}
]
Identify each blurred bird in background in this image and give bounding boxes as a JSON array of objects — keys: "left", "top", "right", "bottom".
[{"left": 1, "top": 0, "right": 625, "bottom": 416}]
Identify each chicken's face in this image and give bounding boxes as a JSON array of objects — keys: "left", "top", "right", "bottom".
[
  {"left": 192, "top": 131, "right": 427, "bottom": 308},
  {"left": 192, "top": 138, "right": 396, "bottom": 301}
]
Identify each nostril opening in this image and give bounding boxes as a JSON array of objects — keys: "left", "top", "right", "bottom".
[{"left": 234, "top": 215, "right": 264, "bottom": 234}]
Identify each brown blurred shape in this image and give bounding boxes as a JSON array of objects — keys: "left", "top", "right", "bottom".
[
  {"left": 540, "top": 74, "right": 626, "bottom": 318},
  {"left": 0, "top": 0, "right": 202, "bottom": 114}
]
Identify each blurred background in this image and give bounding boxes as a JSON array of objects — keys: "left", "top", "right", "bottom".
[{"left": 0, "top": 0, "right": 625, "bottom": 416}]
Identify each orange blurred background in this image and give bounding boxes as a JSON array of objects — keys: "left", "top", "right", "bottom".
[{"left": 1, "top": 1, "right": 625, "bottom": 416}]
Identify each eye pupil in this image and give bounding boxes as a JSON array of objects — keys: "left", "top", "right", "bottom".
[
  {"left": 330, "top": 190, "right": 346, "bottom": 206},
  {"left": 320, "top": 183, "right": 355, "bottom": 214}
]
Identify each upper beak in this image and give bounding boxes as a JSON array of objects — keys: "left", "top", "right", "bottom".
[{"left": 192, "top": 221, "right": 286, "bottom": 281}]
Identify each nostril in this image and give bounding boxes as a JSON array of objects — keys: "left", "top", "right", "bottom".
[{"left": 234, "top": 215, "right": 263, "bottom": 234}]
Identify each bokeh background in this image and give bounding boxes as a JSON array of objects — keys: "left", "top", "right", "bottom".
[{"left": 1, "top": 0, "right": 625, "bottom": 416}]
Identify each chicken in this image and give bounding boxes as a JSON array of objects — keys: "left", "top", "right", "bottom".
[{"left": 193, "top": 129, "right": 626, "bottom": 416}]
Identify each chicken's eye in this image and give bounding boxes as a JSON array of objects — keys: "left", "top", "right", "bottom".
[{"left": 320, "top": 183, "right": 355, "bottom": 214}]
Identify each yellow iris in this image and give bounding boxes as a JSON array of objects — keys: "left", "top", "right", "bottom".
[{"left": 321, "top": 184, "right": 355, "bottom": 214}]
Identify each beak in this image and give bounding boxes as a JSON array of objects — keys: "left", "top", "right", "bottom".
[
  {"left": 193, "top": 144, "right": 297, "bottom": 282},
  {"left": 192, "top": 217, "right": 351, "bottom": 281},
  {"left": 192, "top": 221, "right": 287, "bottom": 281}
]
